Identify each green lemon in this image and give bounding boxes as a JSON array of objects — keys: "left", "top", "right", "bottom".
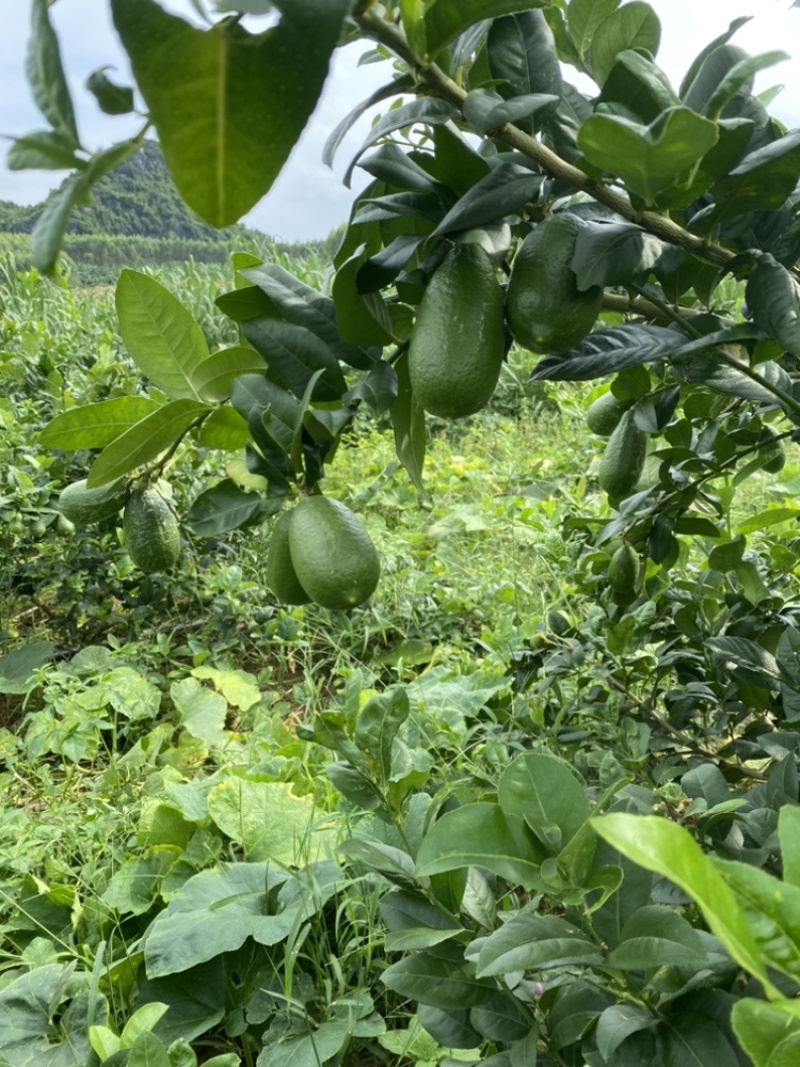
[
  {"left": 288, "top": 496, "right": 380, "bottom": 610},
  {"left": 58, "top": 478, "right": 129, "bottom": 525},
  {"left": 506, "top": 214, "right": 603, "bottom": 354},
  {"left": 599, "top": 410, "right": 648, "bottom": 500},
  {"left": 267, "top": 509, "right": 311, "bottom": 605},
  {"left": 586, "top": 392, "right": 630, "bottom": 437},
  {"left": 408, "top": 243, "right": 505, "bottom": 419},
  {"left": 123, "top": 487, "right": 181, "bottom": 573}
]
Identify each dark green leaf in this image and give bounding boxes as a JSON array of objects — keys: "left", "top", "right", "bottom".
[
  {"left": 85, "top": 69, "right": 135, "bottom": 115},
  {"left": 431, "top": 163, "right": 542, "bottom": 237},
  {"left": 567, "top": 0, "right": 621, "bottom": 59},
  {"left": 357, "top": 234, "right": 426, "bottom": 294},
  {"left": 606, "top": 905, "right": 708, "bottom": 969},
  {"left": 344, "top": 97, "right": 458, "bottom": 186},
  {"left": 112, "top": 0, "right": 350, "bottom": 226},
  {"left": 462, "top": 89, "right": 558, "bottom": 135},
  {"left": 241, "top": 320, "right": 346, "bottom": 402},
  {"left": 0, "top": 642, "right": 53, "bottom": 696},
  {"left": 705, "top": 51, "right": 789, "bottom": 120},
  {"left": 322, "top": 75, "right": 415, "bottom": 168},
  {"left": 87, "top": 400, "right": 209, "bottom": 487},
  {"left": 6, "top": 129, "right": 84, "bottom": 171},
  {"left": 40, "top": 397, "right": 161, "bottom": 451},
  {"left": 391, "top": 350, "right": 427, "bottom": 495},
  {"left": 334, "top": 250, "right": 396, "bottom": 347},
  {"left": 571, "top": 221, "right": 683, "bottom": 290},
  {"left": 577, "top": 107, "right": 718, "bottom": 205},
  {"left": 746, "top": 255, "right": 800, "bottom": 358},
  {"left": 596, "top": 1004, "right": 656, "bottom": 1061},
  {"left": 353, "top": 191, "right": 445, "bottom": 226},
  {"left": 431, "top": 123, "right": 492, "bottom": 196},
  {"left": 26, "top": 0, "right": 80, "bottom": 143},
  {"left": 530, "top": 325, "right": 680, "bottom": 381},
  {"left": 679, "top": 20, "right": 751, "bottom": 97},
  {"left": 470, "top": 991, "right": 531, "bottom": 1043},
  {"left": 343, "top": 361, "right": 399, "bottom": 416},
  {"left": 589, "top": 3, "right": 661, "bottom": 86},
  {"left": 682, "top": 42, "right": 751, "bottom": 113},
  {"left": 418, "top": 1005, "right": 481, "bottom": 1050},
  {"left": 656, "top": 1014, "right": 742, "bottom": 1067},
  {"left": 705, "top": 636, "right": 781, "bottom": 690},
  {"left": 477, "top": 913, "right": 603, "bottom": 976},
  {"left": 216, "top": 284, "right": 280, "bottom": 324},
  {"left": 359, "top": 143, "right": 441, "bottom": 193},
  {"left": 599, "top": 49, "right": 679, "bottom": 123},
  {"left": 382, "top": 952, "right": 496, "bottom": 1010},
  {"left": 488, "top": 12, "right": 563, "bottom": 127},
  {"left": 424, "top": 0, "right": 547, "bottom": 57},
  {"left": 708, "top": 130, "right": 800, "bottom": 222},
  {"left": 186, "top": 479, "right": 274, "bottom": 536}
]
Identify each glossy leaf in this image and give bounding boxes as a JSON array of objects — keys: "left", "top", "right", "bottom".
[
  {"left": 704, "top": 51, "right": 788, "bottom": 120},
  {"left": 241, "top": 319, "right": 346, "bottom": 402},
  {"left": 488, "top": 11, "right": 563, "bottom": 120},
  {"left": 343, "top": 361, "right": 400, "bottom": 416},
  {"left": 112, "top": 0, "right": 350, "bottom": 226},
  {"left": 679, "top": 18, "right": 751, "bottom": 97},
  {"left": 415, "top": 803, "right": 546, "bottom": 890},
  {"left": 596, "top": 1004, "right": 656, "bottom": 1061},
  {"left": 87, "top": 400, "right": 209, "bottom": 487},
  {"left": 186, "top": 479, "right": 274, "bottom": 536},
  {"left": 194, "top": 406, "right": 249, "bottom": 451},
  {"left": 191, "top": 346, "right": 268, "bottom": 404},
  {"left": 477, "top": 913, "right": 603, "bottom": 977},
  {"left": 40, "top": 397, "right": 161, "bottom": 451},
  {"left": 709, "top": 130, "right": 800, "bottom": 221},
  {"left": 606, "top": 905, "right": 708, "bottom": 969},
  {"left": 530, "top": 325, "right": 681, "bottom": 381},
  {"left": 593, "top": 813, "right": 778, "bottom": 997},
  {"left": 462, "top": 89, "right": 558, "bottom": 135},
  {"left": 382, "top": 952, "right": 496, "bottom": 1010},
  {"left": 589, "top": 2, "right": 661, "bottom": 85},
  {"left": 335, "top": 249, "right": 402, "bottom": 346},
  {"left": 577, "top": 107, "right": 718, "bottom": 205},
  {"left": 322, "top": 74, "right": 415, "bottom": 168},
  {"left": 424, "top": 0, "right": 546, "bottom": 57},
  {"left": 116, "top": 270, "right": 209, "bottom": 400},
  {"left": 567, "top": 0, "right": 621, "bottom": 59},
  {"left": 344, "top": 97, "right": 458, "bottom": 186},
  {"left": 599, "top": 50, "right": 679, "bottom": 123},
  {"left": 732, "top": 998, "right": 800, "bottom": 1067},
  {"left": 431, "top": 163, "right": 542, "bottom": 237},
  {"left": 26, "top": 0, "right": 80, "bottom": 143},
  {"left": 498, "top": 752, "right": 589, "bottom": 853},
  {"left": 746, "top": 255, "right": 800, "bottom": 358},
  {"left": 571, "top": 221, "right": 683, "bottom": 290}
]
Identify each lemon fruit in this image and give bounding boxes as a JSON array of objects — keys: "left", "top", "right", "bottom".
[
  {"left": 586, "top": 392, "right": 630, "bottom": 437},
  {"left": 288, "top": 496, "right": 380, "bottom": 610},
  {"left": 123, "top": 487, "right": 181, "bottom": 573},
  {"left": 506, "top": 214, "right": 603, "bottom": 354},
  {"left": 267, "top": 510, "right": 311, "bottom": 605},
  {"left": 58, "top": 478, "right": 129, "bottom": 525},
  {"left": 608, "top": 543, "right": 640, "bottom": 594},
  {"left": 599, "top": 410, "right": 648, "bottom": 500},
  {"left": 408, "top": 243, "right": 504, "bottom": 419}
]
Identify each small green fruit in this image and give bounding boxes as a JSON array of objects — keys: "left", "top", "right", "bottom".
[
  {"left": 267, "top": 510, "right": 311, "bottom": 605},
  {"left": 58, "top": 478, "right": 128, "bottom": 525},
  {"left": 123, "top": 487, "right": 181, "bottom": 573},
  {"left": 758, "top": 429, "right": 786, "bottom": 474},
  {"left": 586, "top": 392, "right": 630, "bottom": 437},
  {"left": 408, "top": 243, "right": 505, "bottom": 419},
  {"left": 599, "top": 410, "right": 648, "bottom": 500},
  {"left": 608, "top": 543, "right": 640, "bottom": 594},
  {"left": 288, "top": 496, "right": 380, "bottom": 610}
]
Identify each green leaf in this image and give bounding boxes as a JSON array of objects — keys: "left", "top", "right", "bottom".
[
  {"left": 191, "top": 346, "right": 268, "bottom": 404},
  {"left": 102, "top": 852, "right": 176, "bottom": 917},
  {"left": 567, "top": 0, "right": 621, "bottom": 59},
  {"left": 391, "top": 350, "right": 427, "bottom": 496},
  {"left": 570, "top": 220, "right": 682, "bottom": 290},
  {"left": 476, "top": 913, "right": 603, "bottom": 976},
  {"left": 116, "top": 270, "right": 209, "bottom": 400},
  {"left": 194, "top": 406, "right": 249, "bottom": 451},
  {"left": 85, "top": 69, "right": 135, "bottom": 115},
  {"left": 709, "top": 130, "right": 800, "bottom": 222},
  {"left": 605, "top": 905, "right": 708, "bottom": 969},
  {"left": 343, "top": 361, "right": 400, "bottom": 416},
  {"left": 779, "top": 807, "right": 800, "bottom": 889},
  {"left": 26, "top": 0, "right": 80, "bottom": 143},
  {"left": 207, "top": 779, "right": 336, "bottom": 864},
  {"left": 0, "top": 964, "right": 95, "bottom": 1067},
  {"left": 354, "top": 689, "right": 410, "bottom": 782},
  {"left": 657, "top": 1014, "right": 741, "bottom": 1067},
  {"left": 498, "top": 752, "right": 589, "bottom": 852},
  {"left": 87, "top": 399, "right": 209, "bottom": 488},
  {"left": 530, "top": 325, "right": 681, "bottom": 381},
  {"left": 712, "top": 858, "right": 800, "bottom": 981},
  {"left": 333, "top": 248, "right": 396, "bottom": 347},
  {"left": 732, "top": 998, "right": 800, "bottom": 1067},
  {"left": 170, "top": 677, "right": 228, "bottom": 747},
  {"left": 705, "top": 636, "right": 781, "bottom": 691},
  {"left": 577, "top": 107, "right": 718, "bottom": 206},
  {"left": 424, "top": 0, "right": 546, "bottom": 57},
  {"left": 704, "top": 51, "right": 788, "bottom": 120},
  {"left": 415, "top": 803, "right": 546, "bottom": 890},
  {"left": 488, "top": 11, "right": 563, "bottom": 125},
  {"left": 256, "top": 1020, "right": 352, "bottom": 1067},
  {"left": 430, "top": 163, "right": 543, "bottom": 237},
  {"left": 679, "top": 19, "right": 751, "bottom": 97},
  {"left": 31, "top": 137, "right": 142, "bottom": 273},
  {"left": 589, "top": 3, "right": 661, "bottom": 86},
  {"left": 592, "top": 814, "right": 779, "bottom": 997},
  {"left": 746, "top": 255, "right": 800, "bottom": 358},
  {"left": 596, "top": 1004, "right": 656, "bottom": 1061},
  {"left": 144, "top": 862, "right": 339, "bottom": 977},
  {"left": 6, "top": 129, "right": 84, "bottom": 171},
  {"left": 135, "top": 959, "right": 226, "bottom": 1046},
  {"left": 463, "top": 89, "right": 558, "bottom": 135},
  {"left": 382, "top": 951, "right": 496, "bottom": 1010},
  {"left": 599, "top": 50, "right": 679, "bottom": 123},
  {"left": 0, "top": 641, "right": 53, "bottom": 697},
  {"left": 240, "top": 320, "right": 346, "bottom": 404},
  {"left": 127, "top": 1032, "right": 170, "bottom": 1067},
  {"left": 344, "top": 97, "right": 458, "bottom": 187},
  {"left": 186, "top": 479, "right": 275, "bottom": 536},
  {"left": 323, "top": 75, "right": 415, "bottom": 168},
  {"left": 111, "top": 0, "right": 350, "bottom": 226},
  {"left": 40, "top": 397, "right": 161, "bottom": 451}
]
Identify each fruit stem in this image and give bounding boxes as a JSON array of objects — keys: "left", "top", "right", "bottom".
[
  {"left": 141, "top": 409, "right": 214, "bottom": 481},
  {"left": 355, "top": 9, "right": 736, "bottom": 270}
]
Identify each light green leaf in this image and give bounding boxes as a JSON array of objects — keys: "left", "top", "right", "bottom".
[
  {"left": 415, "top": 803, "right": 546, "bottom": 890},
  {"left": 592, "top": 814, "right": 779, "bottom": 997},
  {"left": 87, "top": 399, "right": 209, "bottom": 487},
  {"left": 111, "top": 0, "right": 350, "bottom": 226},
  {"left": 256, "top": 1020, "right": 350, "bottom": 1067},
  {"left": 589, "top": 2, "right": 661, "bottom": 86},
  {"left": 191, "top": 665, "right": 261, "bottom": 710},
  {"left": 40, "top": 397, "right": 162, "bottom": 451},
  {"left": 732, "top": 998, "right": 800, "bottom": 1067},
  {"left": 26, "top": 0, "right": 80, "bottom": 143},
  {"left": 170, "top": 677, "right": 229, "bottom": 748},
  {"left": 127, "top": 1031, "right": 171, "bottom": 1067},
  {"left": 194, "top": 406, "right": 250, "bottom": 451},
  {"left": 120, "top": 1004, "right": 170, "bottom": 1049},
  {"left": 498, "top": 752, "right": 589, "bottom": 853},
  {"left": 7, "top": 129, "right": 84, "bottom": 171},
  {"left": 567, "top": 0, "right": 621, "bottom": 59},
  {"left": 191, "top": 346, "right": 268, "bottom": 403},
  {"left": 116, "top": 270, "right": 209, "bottom": 399},
  {"left": 577, "top": 106, "right": 718, "bottom": 205},
  {"left": 780, "top": 807, "right": 800, "bottom": 889},
  {"left": 207, "top": 779, "right": 337, "bottom": 865}
]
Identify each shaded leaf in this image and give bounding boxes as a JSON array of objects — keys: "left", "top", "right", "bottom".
[
  {"left": 530, "top": 325, "right": 680, "bottom": 381},
  {"left": 186, "top": 479, "right": 275, "bottom": 536}
]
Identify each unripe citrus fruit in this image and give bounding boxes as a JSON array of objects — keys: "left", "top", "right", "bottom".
[
  {"left": 267, "top": 510, "right": 311, "bottom": 605},
  {"left": 586, "top": 392, "right": 630, "bottom": 437},
  {"left": 599, "top": 410, "right": 648, "bottom": 500},
  {"left": 608, "top": 543, "right": 640, "bottom": 594},
  {"left": 288, "top": 496, "right": 380, "bottom": 610},
  {"left": 58, "top": 478, "right": 128, "bottom": 525},
  {"left": 123, "top": 487, "right": 181, "bottom": 573},
  {"left": 408, "top": 243, "right": 504, "bottom": 419},
  {"left": 506, "top": 214, "right": 603, "bottom": 354}
]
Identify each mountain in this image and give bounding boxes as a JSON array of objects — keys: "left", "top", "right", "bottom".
[{"left": 0, "top": 139, "right": 251, "bottom": 242}]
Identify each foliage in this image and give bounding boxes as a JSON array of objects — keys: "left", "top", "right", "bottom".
[{"left": 3, "top": 0, "right": 800, "bottom": 1065}]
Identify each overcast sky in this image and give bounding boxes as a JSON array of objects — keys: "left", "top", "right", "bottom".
[{"left": 0, "top": 1, "right": 798, "bottom": 241}]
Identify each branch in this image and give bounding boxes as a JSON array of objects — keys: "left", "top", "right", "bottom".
[{"left": 354, "top": 10, "right": 735, "bottom": 270}]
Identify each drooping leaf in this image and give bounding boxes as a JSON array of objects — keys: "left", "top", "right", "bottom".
[
  {"left": 344, "top": 97, "right": 458, "bottom": 187},
  {"left": 116, "top": 270, "right": 209, "bottom": 399},
  {"left": 323, "top": 75, "right": 415, "bottom": 168},
  {"left": 570, "top": 221, "right": 683, "bottom": 290},
  {"left": 577, "top": 106, "right": 718, "bottom": 206},
  {"left": 40, "top": 397, "right": 161, "bottom": 451},
  {"left": 112, "top": 0, "right": 350, "bottom": 226},
  {"left": 6, "top": 129, "right": 84, "bottom": 171},
  {"left": 656, "top": 1014, "right": 742, "bottom": 1067},
  {"left": 589, "top": 2, "right": 661, "bottom": 86},
  {"left": 746, "top": 255, "right": 800, "bottom": 358},
  {"left": 343, "top": 361, "right": 400, "bottom": 416},
  {"left": 186, "top": 479, "right": 275, "bottom": 536},
  {"left": 86, "top": 400, "right": 210, "bottom": 487},
  {"left": 26, "top": 0, "right": 80, "bottom": 144},
  {"left": 391, "top": 350, "right": 426, "bottom": 495},
  {"left": 530, "top": 325, "right": 681, "bottom": 381}
]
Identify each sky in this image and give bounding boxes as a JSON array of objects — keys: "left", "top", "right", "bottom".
[{"left": 0, "top": 1, "right": 799, "bottom": 241}]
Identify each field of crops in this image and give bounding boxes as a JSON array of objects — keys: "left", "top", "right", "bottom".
[{"left": 2, "top": 251, "right": 800, "bottom": 1067}]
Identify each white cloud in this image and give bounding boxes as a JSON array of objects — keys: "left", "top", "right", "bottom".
[{"left": 0, "top": 1, "right": 798, "bottom": 240}]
